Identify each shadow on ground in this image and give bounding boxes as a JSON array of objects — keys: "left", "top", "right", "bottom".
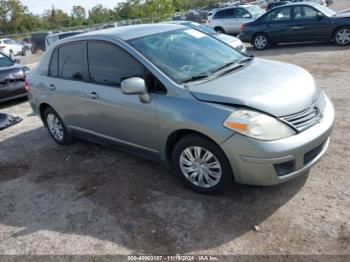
[{"left": 0, "top": 127, "right": 307, "bottom": 254}]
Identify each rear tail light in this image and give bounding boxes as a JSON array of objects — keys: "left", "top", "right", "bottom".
[
  {"left": 24, "top": 78, "right": 30, "bottom": 92},
  {"left": 240, "top": 24, "right": 246, "bottom": 32},
  {"left": 0, "top": 45, "right": 5, "bottom": 49}
]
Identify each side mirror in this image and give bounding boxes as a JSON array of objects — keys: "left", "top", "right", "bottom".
[
  {"left": 121, "top": 77, "right": 151, "bottom": 103},
  {"left": 316, "top": 12, "right": 324, "bottom": 20},
  {"left": 14, "top": 58, "right": 21, "bottom": 64}
]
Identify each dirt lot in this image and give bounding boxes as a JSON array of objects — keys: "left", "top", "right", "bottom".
[{"left": 1, "top": 2, "right": 350, "bottom": 259}]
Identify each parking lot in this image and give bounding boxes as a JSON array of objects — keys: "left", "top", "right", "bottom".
[{"left": 1, "top": 2, "right": 350, "bottom": 258}]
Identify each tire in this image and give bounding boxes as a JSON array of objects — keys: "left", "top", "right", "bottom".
[
  {"left": 214, "top": 27, "right": 225, "bottom": 34},
  {"left": 334, "top": 26, "right": 350, "bottom": 46},
  {"left": 253, "top": 33, "right": 270, "bottom": 50},
  {"left": 44, "top": 107, "right": 73, "bottom": 145},
  {"left": 172, "top": 134, "right": 233, "bottom": 194},
  {"left": 21, "top": 48, "right": 26, "bottom": 56},
  {"left": 9, "top": 50, "right": 15, "bottom": 60}
]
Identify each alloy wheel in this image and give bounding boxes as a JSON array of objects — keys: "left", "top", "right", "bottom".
[
  {"left": 335, "top": 28, "right": 350, "bottom": 45},
  {"left": 254, "top": 35, "right": 268, "bottom": 49},
  {"left": 179, "top": 146, "right": 222, "bottom": 188},
  {"left": 47, "top": 113, "right": 64, "bottom": 141}
]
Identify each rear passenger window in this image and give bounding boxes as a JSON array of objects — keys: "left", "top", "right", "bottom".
[
  {"left": 263, "top": 7, "right": 291, "bottom": 21},
  {"left": 59, "top": 43, "right": 83, "bottom": 80},
  {"left": 87, "top": 42, "right": 143, "bottom": 86},
  {"left": 49, "top": 48, "right": 59, "bottom": 77}
]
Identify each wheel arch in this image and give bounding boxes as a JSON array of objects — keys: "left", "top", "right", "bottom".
[
  {"left": 251, "top": 32, "right": 270, "bottom": 45},
  {"left": 214, "top": 26, "right": 225, "bottom": 33},
  {"left": 165, "top": 129, "right": 223, "bottom": 168},
  {"left": 39, "top": 103, "right": 51, "bottom": 123},
  {"left": 332, "top": 25, "right": 350, "bottom": 40}
]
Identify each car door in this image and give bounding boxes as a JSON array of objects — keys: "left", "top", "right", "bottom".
[
  {"left": 44, "top": 41, "right": 94, "bottom": 131},
  {"left": 80, "top": 41, "right": 160, "bottom": 154},
  {"left": 261, "top": 7, "right": 294, "bottom": 43},
  {"left": 291, "top": 5, "right": 333, "bottom": 41}
]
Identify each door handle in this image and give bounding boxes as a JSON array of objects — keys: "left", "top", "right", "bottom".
[
  {"left": 49, "top": 84, "right": 56, "bottom": 91},
  {"left": 89, "top": 91, "right": 99, "bottom": 99}
]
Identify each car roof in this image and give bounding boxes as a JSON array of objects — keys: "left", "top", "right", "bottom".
[
  {"left": 48, "top": 30, "right": 85, "bottom": 37},
  {"left": 68, "top": 24, "right": 185, "bottom": 42},
  {"left": 214, "top": 4, "right": 256, "bottom": 12}
]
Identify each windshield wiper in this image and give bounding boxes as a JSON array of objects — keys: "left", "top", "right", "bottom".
[
  {"left": 211, "top": 56, "right": 253, "bottom": 76},
  {"left": 180, "top": 74, "right": 210, "bottom": 84}
]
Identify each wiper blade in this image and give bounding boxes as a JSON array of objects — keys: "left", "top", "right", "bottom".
[
  {"left": 212, "top": 60, "right": 238, "bottom": 74},
  {"left": 180, "top": 74, "right": 210, "bottom": 84}
]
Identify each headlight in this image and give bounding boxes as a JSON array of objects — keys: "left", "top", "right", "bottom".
[
  {"left": 229, "top": 40, "right": 246, "bottom": 53},
  {"left": 223, "top": 109, "right": 296, "bottom": 141}
]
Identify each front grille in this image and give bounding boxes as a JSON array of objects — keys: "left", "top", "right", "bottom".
[
  {"left": 304, "top": 142, "right": 325, "bottom": 166},
  {"left": 280, "top": 94, "right": 325, "bottom": 132}
]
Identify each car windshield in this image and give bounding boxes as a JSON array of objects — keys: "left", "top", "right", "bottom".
[
  {"left": 246, "top": 5, "right": 265, "bottom": 17},
  {"left": 0, "top": 53, "right": 14, "bottom": 67},
  {"left": 187, "top": 22, "right": 217, "bottom": 35},
  {"left": 316, "top": 4, "right": 337, "bottom": 17},
  {"left": 129, "top": 28, "right": 246, "bottom": 84}
]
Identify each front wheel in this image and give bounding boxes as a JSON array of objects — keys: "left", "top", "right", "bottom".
[
  {"left": 172, "top": 135, "right": 233, "bottom": 194},
  {"left": 44, "top": 107, "right": 73, "bottom": 145},
  {"left": 253, "top": 33, "right": 270, "bottom": 50},
  {"left": 21, "top": 48, "right": 26, "bottom": 56},
  {"left": 334, "top": 27, "right": 350, "bottom": 46}
]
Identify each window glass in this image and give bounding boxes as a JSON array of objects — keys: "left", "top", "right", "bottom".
[
  {"left": 87, "top": 42, "right": 143, "bottom": 86},
  {"left": 4, "top": 40, "right": 12, "bottom": 44},
  {"left": 263, "top": 7, "right": 291, "bottom": 21},
  {"left": 59, "top": 43, "right": 83, "bottom": 80},
  {"left": 0, "top": 53, "right": 14, "bottom": 67},
  {"left": 234, "top": 8, "right": 249, "bottom": 18},
  {"left": 145, "top": 70, "right": 167, "bottom": 94},
  {"left": 129, "top": 28, "right": 245, "bottom": 84},
  {"left": 214, "top": 10, "right": 225, "bottom": 19},
  {"left": 49, "top": 48, "right": 59, "bottom": 77},
  {"left": 225, "top": 8, "right": 235, "bottom": 18},
  {"left": 294, "top": 6, "right": 318, "bottom": 20}
]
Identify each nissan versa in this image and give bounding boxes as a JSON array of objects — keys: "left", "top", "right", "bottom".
[{"left": 27, "top": 24, "right": 334, "bottom": 193}]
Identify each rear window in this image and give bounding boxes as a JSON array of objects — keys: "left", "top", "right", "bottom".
[{"left": 58, "top": 43, "right": 84, "bottom": 80}]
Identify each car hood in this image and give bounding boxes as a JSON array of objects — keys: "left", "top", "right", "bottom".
[
  {"left": 334, "top": 10, "right": 350, "bottom": 18},
  {"left": 189, "top": 58, "right": 320, "bottom": 117},
  {"left": 215, "top": 33, "right": 240, "bottom": 44}
]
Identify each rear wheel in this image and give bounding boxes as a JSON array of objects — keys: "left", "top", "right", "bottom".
[
  {"left": 214, "top": 27, "right": 225, "bottom": 34},
  {"left": 172, "top": 135, "right": 233, "bottom": 194},
  {"left": 44, "top": 107, "right": 73, "bottom": 145},
  {"left": 253, "top": 33, "right": 270, "bottom": 50},
  {"left": 334, "top": 27, "right": 350, "bottom": 46}
]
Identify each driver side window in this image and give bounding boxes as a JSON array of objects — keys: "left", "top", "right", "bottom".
[{"left": 87, "top": 41, "right": 143, "bottom": 87}]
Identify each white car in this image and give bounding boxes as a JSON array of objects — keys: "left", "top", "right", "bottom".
[{"left": 0, "top": 38, "right": 24, "bottom": 59}]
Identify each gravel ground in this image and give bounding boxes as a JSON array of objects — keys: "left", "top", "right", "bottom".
[{"left": 0, "top": 1, "right": 350, "bottom": 258}]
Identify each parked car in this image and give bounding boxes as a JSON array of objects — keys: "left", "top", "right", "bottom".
[
  {"left": 22, "top": 37, "right": 33, "bottom": 50},
  {"left": 0, "top": 38, "right": 25, "bottom": 59},
  {"left": 266, "top": 1, "right": 291, "bottom": 11},
  {"left": 46, "top": 31, "right": 84, "bottom": 49},
  {"left": 164, "top": 21, "right": 247, "bottom": 53},
  {"left": 28, "top": 24, "right": 334, "bottom": 193},
  {"left": 31, "top": 32, "right": 49, "bottom": 53},
  {"left": 0, "top": 53, "right": 29, "bottom": 103},
  {"left": 239, "top": 3, "right": 350, "bottom": 50},
  {"left": 18, "top": 41, "right": 31, "bottom": 51},
  {"left": 207, "top": 5, "right": 265, "bottom": 34}
]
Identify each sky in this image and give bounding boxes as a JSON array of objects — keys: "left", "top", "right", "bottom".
[{"left": 21, "top": 0, "right": 123, "bottom": 15}]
